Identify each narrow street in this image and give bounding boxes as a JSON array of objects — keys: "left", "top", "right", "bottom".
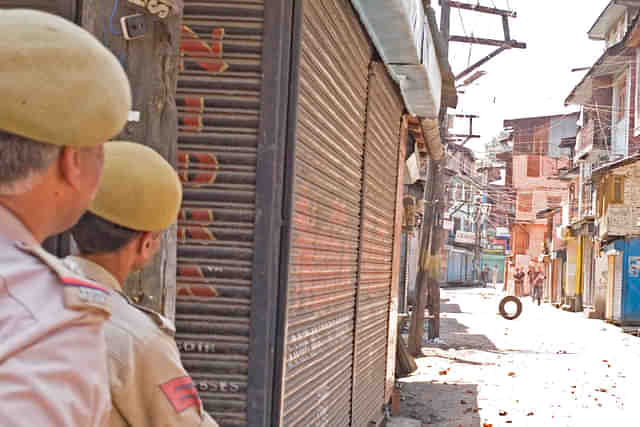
[{"left": 398, "top": 286, "right": 640, "bottom": 426}]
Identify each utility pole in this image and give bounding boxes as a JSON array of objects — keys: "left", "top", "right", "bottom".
[
  {"left": 444, "top": 0, "right": 526, "bottom": 82},
  {"left": 407, "top": 1, "right": 452, "bottom": 353}
]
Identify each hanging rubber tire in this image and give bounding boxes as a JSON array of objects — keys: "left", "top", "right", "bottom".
[{"left": 499, "top": 296, "right": 523, "bottom": 320}]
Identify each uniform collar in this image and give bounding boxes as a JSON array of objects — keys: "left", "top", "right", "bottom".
[
  {"left": 66, "top": 255, "right": 124, "bottom": 293},
  {"left": 0, "top": 203, "right": 39, "bottom": 246}
]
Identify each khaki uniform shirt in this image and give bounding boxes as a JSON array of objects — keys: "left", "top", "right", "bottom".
[
  {"left": 63, "top": 256, "right": 219, "bottom": 427},
  {"left": 0, "top": 205, "right": 111, "bottom": 427}
]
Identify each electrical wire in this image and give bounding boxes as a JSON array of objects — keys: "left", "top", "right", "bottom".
[{"left": 109, "top": 0, "right": 122, "bottom": 35}]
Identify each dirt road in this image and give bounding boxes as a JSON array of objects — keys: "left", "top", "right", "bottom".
[{"left": 397, "top": 286, "right": 640, "bottom": 426}]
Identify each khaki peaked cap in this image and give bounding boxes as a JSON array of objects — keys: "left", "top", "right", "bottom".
[
  {"left": 90, "top": 142, "right": 182, "bottom": 232},
  {"left": 0, "top": 9, "right": 131, "bottom": 146}
]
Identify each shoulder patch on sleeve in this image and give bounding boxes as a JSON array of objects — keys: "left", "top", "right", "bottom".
[
  {"left": 131, "top": 302, "right": 176, "bottom": 336},
  {"left": 160, "top": 376, "right": 202, "bottom": 414},
  {"left": 15, "top": 241, "right": 111, "bottom": 316}
]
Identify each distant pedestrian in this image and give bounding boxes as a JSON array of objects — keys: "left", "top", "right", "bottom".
[
  {"left": 526, "top": 264, "right": 536, "bottom": 296},
  {"left": 481, "top": 266, "right": 490, "bottom": 285},
  {"left": 514, "top": 267, "right": 525, "bottom": 297},
  {"left": 492, "top": 265, "right": 498, "bottom": 286},
  {"left": 532, "top": 266, "right": 544, "bottom": 306}
]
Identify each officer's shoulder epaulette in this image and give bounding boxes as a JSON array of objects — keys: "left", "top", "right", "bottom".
[
  {"left": 128, "top": 300, "right": 175, "bottom": 336},
  {"left": 15, "top": 241, "right": 111, "bottom": 315}
]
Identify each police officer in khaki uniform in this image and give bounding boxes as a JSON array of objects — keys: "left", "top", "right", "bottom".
[
  {"left": 0, "top": 9, "right": 131, "bottom": 427},
  {"left": 64, "top": 141, "right": 219, "bottom": 427}
]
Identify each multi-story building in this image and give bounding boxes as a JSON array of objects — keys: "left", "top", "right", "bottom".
[
  {"left": 442, "top": 143, "right": 485, "bottom": 284},
  {"left": 501, "top": 113, "right": 579, "bottom": 294},
  {"left": 563, "top": 1, "right": 640, "bottom": 319}
]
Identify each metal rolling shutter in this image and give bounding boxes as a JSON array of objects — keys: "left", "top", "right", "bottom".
[
  {"left": 174, "top": 2, "right": 264, "bottom": 426},
  {"left": 352, "top": 62, "right": 404, "bottom": 427},
  {"left": 281, "top": 1, "right": 372, "bottom": 426}
]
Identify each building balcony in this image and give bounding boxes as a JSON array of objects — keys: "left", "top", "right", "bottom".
[{"left": 575, "top": 118, "right": 609, "bottom": 161}]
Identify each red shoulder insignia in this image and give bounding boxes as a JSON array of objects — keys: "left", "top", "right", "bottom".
[
  {"left": 59, "top": 276, "right": 109, "bottom": 294},
  {"left": 160, "top": 376, "right": 202, "bottom": 413}
]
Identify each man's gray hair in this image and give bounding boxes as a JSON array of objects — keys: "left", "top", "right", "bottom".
[{"left": 0, "top": 131, "right": 60, "bottom": 195}]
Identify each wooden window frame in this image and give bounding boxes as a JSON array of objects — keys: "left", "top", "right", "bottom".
[
  {"left": 615, "top": 72, "right": 627, "bottom": 124},
  {"left": 518, "top": 193, "right": 533, "bottom": 213},
  {"left": 609, "top": 175, "right": 625, "bottom": 204},
  {"left": 526, "top": 155, "right": 541, "bottom": 177},
  {"left": 547, "top": 195, "right": 562, "bottom": 208}
]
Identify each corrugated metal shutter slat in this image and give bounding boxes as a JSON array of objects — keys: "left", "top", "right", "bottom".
[
  {"left": 352, "top": 62, "right": 404, "bottom": 427},
  {"left": 176, "top": 2, "right": 264, "bottom": 426}
]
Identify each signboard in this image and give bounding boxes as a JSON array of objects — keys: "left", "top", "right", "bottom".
[
  {"left": 630, "top": 256, "right": 640, "bottom": 278},
  {"left": 495, "top": 227, "right": 510, "bottom": 238},
  {"left": 442, "top": 220, "right": 453, "bottom": 231},
  {"left": 455, "top": 231, "right": 475, "bottom": 245}
]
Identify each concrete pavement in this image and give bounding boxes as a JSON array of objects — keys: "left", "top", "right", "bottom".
[{"left": 396, "top": 286, "right": 640, "bottom": 426}]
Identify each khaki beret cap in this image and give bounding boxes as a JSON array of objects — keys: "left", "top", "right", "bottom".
[
  {"left": 0, "top": 9, "right": 131, "bottom": 146},
  {"left": 90, "top": 142, "right": 182, "bottom": 232}
]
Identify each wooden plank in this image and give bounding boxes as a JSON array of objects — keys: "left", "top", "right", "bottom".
[
  {"left": 450, "top": 35, "right": 526, "bottom": 49},
  {"left": 81, "top": 2, "right": 181, "bottom": 319},
  {"left": 446, "top": 0, "right": 517, "bottom": 18}
]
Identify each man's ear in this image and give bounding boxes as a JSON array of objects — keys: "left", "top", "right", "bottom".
[
  {"left": 137, "top": 231, "right": 155, "bottom": 256},
  {"left": 58, "top": 146, "right": 82, "bottom": 190}
]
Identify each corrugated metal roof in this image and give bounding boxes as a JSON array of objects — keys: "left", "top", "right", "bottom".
[
  {"left": 588, "top": 1, "right": 634, "bottom": 40},
  {"left": 567, "top": 12, "right": 640, "bottom": 105}
]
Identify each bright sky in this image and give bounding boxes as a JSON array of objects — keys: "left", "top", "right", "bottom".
[{"left": 432, "top": 0, "right": 611, "bottom": 156}]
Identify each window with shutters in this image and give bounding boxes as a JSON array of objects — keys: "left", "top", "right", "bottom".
[
  {"left": 597, "top": 181, "right": 608, "bottom": 217},
  {"left": 533, "top": 127, "right": 548, "bottom": 155},
  {"left": 455, "top": 183, "right": 462, "bottom": 201},
  {"left": 547, "top": 195, "right": 562, "bottom": 208},
  {"left": 518, "top": 193, "right": 533, "bottom": 212},
  {"left": 610, "top": 176, "right": 625, "bottom": 204},
  {"left": 514, "top": 230, "right": 529, "bottom": 254},
  {"left": 527, "top": 155, "right": 540, "bottom": 177}
]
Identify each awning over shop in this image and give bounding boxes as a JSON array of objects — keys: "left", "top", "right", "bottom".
[
  {"left": 588, "top": 1, "right": 634, "bottom": 40},
  {"left": 536, "top": 206, "right": 561, "bottom": 219},
  {"left": 352, "top": 0, "right": 457, "bottom": 119},
  {"left": 444, "top": 245, "right": 474, "bottom": 256}
]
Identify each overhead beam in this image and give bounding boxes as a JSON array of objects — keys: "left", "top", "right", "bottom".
[
  {"left": 456, "top": 46, "right": 509, "bottom": 81},
  {"left": 449, "top": 35, "right": 526, "bottom": 49},
  {"left": 447, "top": 133, "right": 481, "bottom": 139},
  {"left": 460, "top": 136, "right": 473, "bottom": 146},
  {"left": 446, "top": 1, "right": 517, "bottom": 18}
]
